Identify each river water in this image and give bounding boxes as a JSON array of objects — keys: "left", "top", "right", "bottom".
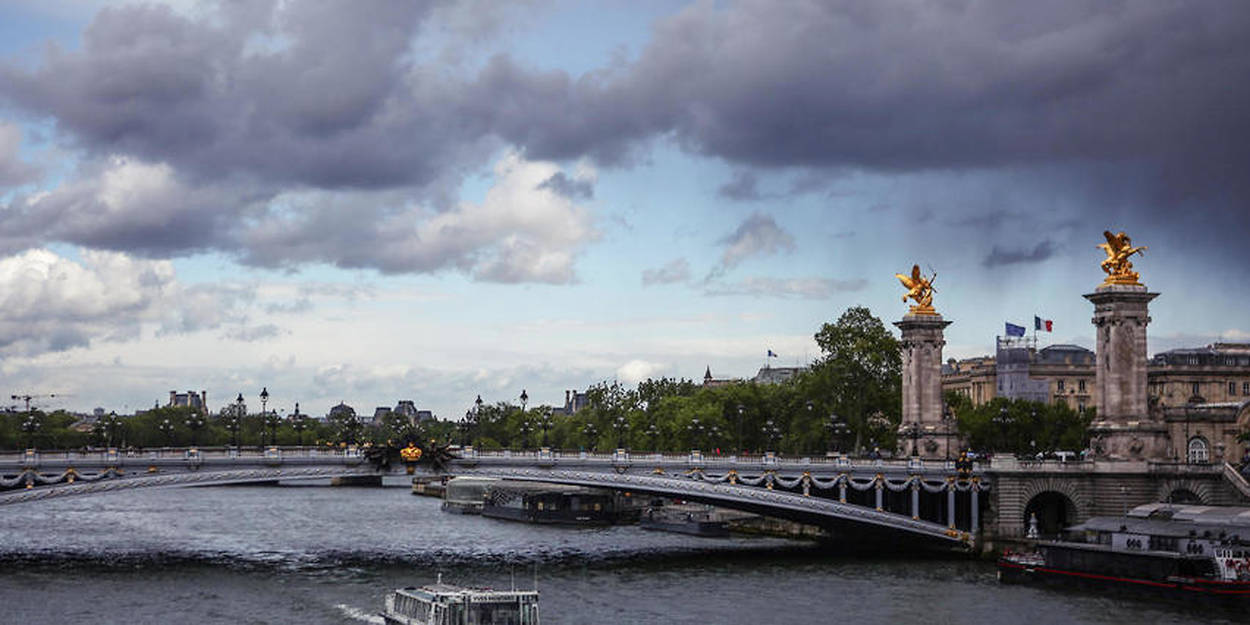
[{"left": 0, "top": 482, "right": 1240, "bottom": 624}]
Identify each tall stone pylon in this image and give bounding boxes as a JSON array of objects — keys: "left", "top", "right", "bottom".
[
  {"left": 1084, "top": 230, "right": 1166, "bottom": 460},
  {"left": 893, "top": 265, "right": 956, "bottom": 459}
]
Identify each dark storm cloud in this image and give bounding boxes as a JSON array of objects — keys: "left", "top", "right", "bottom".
[
  {"left": 537, "top": 172, "right": 594, "bottom": 200},
  {"left": 0, "top": 2, "right": 469, "bottom": 189},
  {"left": 983, "top": 240, "right": 1058, "bottom": 268},
  {"left": 2, "top": 0, "right": 1249, "bottom": 270},
  {"left": 0, "top": 124, "right": 40, "bottom": 187}
]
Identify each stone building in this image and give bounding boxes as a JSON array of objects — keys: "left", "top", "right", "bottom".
[
  {"left": 168, "top": 390, "right": 208, "bottom": 414},
  {"left": 943, "top": 344, "right": 1095, "bottom": 412},
  {"left": 942, "top": 341, "right": 1250, "bottom": 461}
]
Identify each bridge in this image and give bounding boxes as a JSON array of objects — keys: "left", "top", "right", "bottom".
[{"left": 0, "top": 447, "right": 988, "bottom": 550}]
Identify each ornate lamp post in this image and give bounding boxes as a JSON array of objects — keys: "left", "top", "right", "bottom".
[
  {"left": 518, "top": 418, "right": 534, "bottom": 451},
  {"left": 825, "top": 413, "right": 848, "bottom": 455},
  {"left": 613, "top": 414, "right": 629, "bottom": 450},
  {"left": 646, "top": 423, "right": 660, "bottom": 451},
  {"left": 582, "top": 421, "right": 598, "bottom": 451},
  {"left": 687, "top": 418, "right": 704, "bottom": 451},
  {"left": 291, "top": 402, "right": 308, "bottom": 447},
  {"left": 992, "top": 406, "right": 1012, "bottom": 455},
  {"left": 902, "top": 422, "right": 921, "bottom": 457},
  {"left": 102, "top": 411, "right": 121, "bottom": 448},
  {"left": 158, "top": 417, "right": 174, "bottom": 448},
  {"left": 540, "top": 408, "right": 553, "bottom": 448},
  {"left": 265, "top": 411, "right": 281, "bottom": 447},
  {"left": 259, "top": 387, "right": 269, "bottom": 418},
  {"left": 226, "top": 413, "right": 241, "bottom": 449},
  {"left": 736, "top": 404, "right": 745, "bottom": 454},
  {"left": 764, "top": 419, "right": 781, "bottom": 453},
  {"left": 21, "top": 413, "right": 40, "bottom": 450},
  {"left": 185, "top": 412, "right": 206, "bottom": 447}
]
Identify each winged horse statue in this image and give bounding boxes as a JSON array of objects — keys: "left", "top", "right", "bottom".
[
  {"left": 895, "top": 264, "right": 937, "bottom": 313},
  {"left": 1097, "top": 230, "right": 1147, "bottom": 285}
]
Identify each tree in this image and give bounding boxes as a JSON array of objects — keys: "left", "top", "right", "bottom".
[
  {"left": 954, "top": 396, "right": 1092, "bottom": 456},
  {"left": 807, "top": 306, "right": 902, "bottom": 453}
]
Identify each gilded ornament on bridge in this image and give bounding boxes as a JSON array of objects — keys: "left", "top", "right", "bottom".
[
  {"left": 1097, "top": 230, "right": 1147, "bottom": 286},
  {"left": 895, "top": 264, "right": 937, "bottom": 315}
]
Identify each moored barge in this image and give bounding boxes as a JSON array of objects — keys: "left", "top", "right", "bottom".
[{"left": 998, "top": 503, "right": 1250, "bottom": 597}]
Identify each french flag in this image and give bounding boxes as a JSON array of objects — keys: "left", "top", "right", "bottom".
[{"left": 1035, "top": 315, "right": 1053, "bottom": 332}]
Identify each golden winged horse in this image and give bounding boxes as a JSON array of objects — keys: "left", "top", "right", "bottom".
[
  {"left": 1097, "top": 230, "right": 1147, "bottom": 285},
  {"left": 895, "top": 264, "right": 937, "bottom": 313}
]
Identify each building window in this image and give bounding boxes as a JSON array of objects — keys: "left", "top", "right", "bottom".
[
  {"left": 1187, "top": 437, "right": 1210, "bottom": 464},
  {"left": 1232, "top": 382, "right": 1239, "bottom": 396},
  {"left": 1078, "top": 402, "right": 1086, "bottom": 414},
  {"left": 1057, "top": 379, "right": 1065, "bottom": 392},
  {"left": 1078, "top": 379, "right": 1087, "bottom": 392},
  {"left": 1244, "top": 382, "right": 1250, "bottom": 395},
  {"left": 1192, "top": 382, "right": 1201, "bottom": 397}
]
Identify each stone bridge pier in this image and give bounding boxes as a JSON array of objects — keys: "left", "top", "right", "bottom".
[{"left": 984, "top": 457, "right": 1250, "bottom": 548}]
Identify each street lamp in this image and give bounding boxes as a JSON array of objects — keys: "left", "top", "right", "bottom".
[
  {"left": 291, "top": 402, "right": 309, "bottom": 447},
  {"left": 158, "top": 417, "right": 174, "bottom": 448},
  {"left": 184, "top": 412, "right": 206, "bottom": 447},
  {"left": 736, "top": 404, "right": 745, "bottom": 454},
  {"left": 687, "top": 418, "right": 704, "bottom": 451},
  {"left": 764, "top": 419, "right": 781, "bottom": 453},
  {"left": 825, "top": 413, "right": 848, "bottom": 455},
  {"left": 902, "top": 422, "right": 921, "bottom": 457},
  {"left": 613, "top": 414, "right": 629, "bottom": 450},
  {"left": 260, "top": 387, "right": 269, "bottom": 420},
  {"left": 518, "top": 418, "right": 534, "bottom": 451},
  {"left": 992, "top": 406, "right": 1012, "bottom": 455},
  {"left": 21, "top": 414, "right": 40, "bottom": 450},
  {"left": 265, "top": 410, "right": 281, "bottom": 447},
  {"left": 582, "top": 421, "right": 598, "bottom": 451},
  {"left": 646, "top": 423, "right": 660, "bottom": 451},
  {"left": 540, "top": 408, "right": 553, "bottom": 448}
]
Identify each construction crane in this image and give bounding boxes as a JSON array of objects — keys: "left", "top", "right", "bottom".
[{"left": 10, "top": 393, "right": 59, "bottom": 412}]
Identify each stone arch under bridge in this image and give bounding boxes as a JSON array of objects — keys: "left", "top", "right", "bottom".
[
  {"left": 1017, "top": 478, "right": 1094, "bottom": 535},
  {"left": 1156, "top": 479, "right": 1213, "bottom": 505}
]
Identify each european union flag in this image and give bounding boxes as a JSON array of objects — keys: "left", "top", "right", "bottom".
[{"left": 1005, "top": 322, "right": 1026, "bottom": 337}]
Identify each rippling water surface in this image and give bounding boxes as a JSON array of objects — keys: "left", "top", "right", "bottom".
[{"left": 0, "top": 483, "right": 1240, "bottom": 624}]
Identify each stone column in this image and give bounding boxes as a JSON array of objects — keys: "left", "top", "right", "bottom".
[
  {"left": 1084, "top": 284, "right": 1167, "bottom": 460},
  {"left": 895, "top": 313, "right": 955, "bottom": 460}
]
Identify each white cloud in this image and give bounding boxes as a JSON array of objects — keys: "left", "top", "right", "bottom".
[
  {"left": 0, "top": 247, "right": 252, "bottom": 356},
  {"left": 616, "top": 359, "right": 666, "bottom": 384}
]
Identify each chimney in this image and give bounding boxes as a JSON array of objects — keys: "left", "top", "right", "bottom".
[
  {"left": 201, "top": 391, "right": 208, "bottom": 413},
  {"left": 169, "top": 391, "right": 176, "bottom": 406}
]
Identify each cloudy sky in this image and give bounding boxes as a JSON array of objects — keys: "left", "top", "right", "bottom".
[{"left": 0, "top": 0, "right": 1247, "bottom": 419}]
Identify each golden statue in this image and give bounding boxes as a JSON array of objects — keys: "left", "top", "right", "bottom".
[
  {"left": 895, "top": 264, "right": 937, "bottom": 314},
  {"left": 1097, "top": 230, "right": 1147, "bottom": 286}
]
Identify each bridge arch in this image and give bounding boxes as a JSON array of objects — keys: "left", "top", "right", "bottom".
[
  {"left": 1156, "top": 479, "right": 1212, "bottom": 505},
  {"left": 1019, "top": 477, "right": 1092, "bottom": 533},
  {"left": 1022, "top": 491, "right": 1077, "bottom": 537}
]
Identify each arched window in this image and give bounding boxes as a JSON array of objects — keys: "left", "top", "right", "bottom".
[{"left": 1188, "top": 437, "right": 1210, "bottom": 464}]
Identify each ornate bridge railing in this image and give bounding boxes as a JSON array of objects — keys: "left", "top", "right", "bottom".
[{"left": 0, "top": 447, "right": 987, "bottom": 549}]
